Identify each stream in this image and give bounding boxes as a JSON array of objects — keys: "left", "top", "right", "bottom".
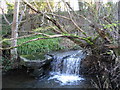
[
  {"left": 2, "top": 50, "right": 94, "bottom": 88},
  {"left": 2, "top": 71, "right": 92, "bottom": 88}
]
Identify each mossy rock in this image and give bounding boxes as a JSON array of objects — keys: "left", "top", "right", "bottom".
[
  {"left": 20, "top": 53, "right": 46, "bottom": 60},
  {"left": 20, "top": 53, "right": 53, "bottom": 68}
]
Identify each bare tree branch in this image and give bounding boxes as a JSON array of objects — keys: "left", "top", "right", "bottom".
[
  {"left": 64, "top": 1, "right": 112, "bottom": 44},
  {"left": 67, "top": 10, "right": 87, "bottom": 36},
  {"left": 22, "top": 0, "right": 68, "bottom": 34},
  {"left": 0, "top": 32, "right": 50, "bottom": 44},
  {"left": 47, "top": 13, "right": 70, "bottom": 20},
  {"left": 0, "top": 7, "right": 12, "bottom": 25},
  {"left": 46, "top": 0, "right": 53, "bottom": 13},
  {"left": 0, "top": 34, "right": 88, "bottom": 50},
  {"left": 18, "top": 4, "right": 26, "bottom": 25}
]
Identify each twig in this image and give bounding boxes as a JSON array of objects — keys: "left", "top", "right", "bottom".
[
  {"left": 0, "top": 34, "right": 86, "bottom": 50},
  {"left": 22, "top": 0, "right": 68, "bottom": 34},
  {"left": 0, "top": 32, "right": 50, "bottom": 44},
  {"left": 18, "top": 4, "right": 26, "bottom": 25},
  {"left": 47, "top": 13, "right": 70, "bottom": 20},
  {"left": 0, "top": 7, "right": 12, "bottom": 25},
  {"left": 46, "top": 0, "right": 53, "bottom": 13},
  {"left": 67, "top": 10, "right": 86, "bottom": 36}
]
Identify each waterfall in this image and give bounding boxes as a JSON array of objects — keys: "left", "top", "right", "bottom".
[
  {"left": 62, "top": 57, "right": 81, "bottom": 75},
  {"left": 48, "top": 50, "right": 86, "bottom": 85}
]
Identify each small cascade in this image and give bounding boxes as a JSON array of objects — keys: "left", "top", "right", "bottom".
[
  {"left": 48, "top": 50, "right": 87, "bottom": 85},
  {"left": 62, "top": 57, "right": 81, "bottom": 75}
]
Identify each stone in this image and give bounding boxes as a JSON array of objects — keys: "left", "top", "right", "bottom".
[
  {"left": 20, "top": 55, "right": 53, "bottom": 69},
  {"left": 29, "top": 68, "right": 44, "bottom": 77},
  {"left": 20, "top": 54, "right": 53, "bottom": 77}
]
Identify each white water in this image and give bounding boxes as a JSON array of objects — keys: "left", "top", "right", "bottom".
[
  {"left": 48, "top": 73, "right": 84, "bottom": 85},
  {"left": 62, "top": 57, "right": 81, "bottom": 75},
  {"left": 48, "top": 50, "right": 86, "bottom": 85}
]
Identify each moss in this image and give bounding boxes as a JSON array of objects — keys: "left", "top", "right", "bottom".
[{"left": 21, "top": 53, "right": 46, "bottom": 60}]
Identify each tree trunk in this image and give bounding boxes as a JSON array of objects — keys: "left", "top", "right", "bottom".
[
  {"left": 11, "top": 0, "right": 19, "bottom": 67},
  {"left": 0, "top": 10, "right": 2, "bottom": 90}
]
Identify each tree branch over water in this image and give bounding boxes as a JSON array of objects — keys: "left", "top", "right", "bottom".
[{"left": 0, "top": 34, "right": 89, "bottom": 50}]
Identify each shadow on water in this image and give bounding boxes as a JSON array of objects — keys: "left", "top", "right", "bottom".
[{"left": 2, "top": 68, "right": 93, "bottom": 88}]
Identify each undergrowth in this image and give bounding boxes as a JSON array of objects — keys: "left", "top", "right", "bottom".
[{"left": 17, "top": 35, "right": 64, "bottom": 55}]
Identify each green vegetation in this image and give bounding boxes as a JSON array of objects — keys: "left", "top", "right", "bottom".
[
  {"left": 17, "top": 35, "right": 64, "bottom": 55},
  {"left": 2, "top": 14, "right": 13, "bottom": 37},
  {"left": 1, "top": 56, "right": 12, "bottom": 71},
  {"left": 6, "top": 2, "right": 14, "bottom": 13},
  {"left": 102, "top": 21, "right": 120, "bottom": 30}
]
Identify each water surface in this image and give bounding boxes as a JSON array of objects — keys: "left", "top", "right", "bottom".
[
  {"left": 2, "top": 69, "right": 93, "bottom": 88},
  {"left": 3, "top": 50, "right": 93, "bottom": 88}
]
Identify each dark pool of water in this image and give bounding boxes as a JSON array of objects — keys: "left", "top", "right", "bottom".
[{"left": 2, "top": 69, "right": 94, "bottom": 88}]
